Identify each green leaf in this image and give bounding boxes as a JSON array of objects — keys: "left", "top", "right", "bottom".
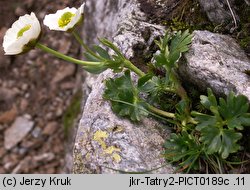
[
  {"left": 200, "top": 126, "right": 242, "bottom": 159},
  {"left": 93, "top": 45, "right": 111, "bottom": 60},
  {"left": 191, "top": 111, "right": 217, "bottom": 130},
  {"left": 164, "top": 131, "right": 202, "bottom": 172},
  {"left": 193, "top": 89, "right": 249, "bottom": 159},
  {"left": 154, "top": 30, "right": 192, "bottom": 69},
  {"left": 82, "top": 64, "right": 108, "bottom": 74},
  {"left": 200, "top": 88, "right": 217, "bottom": 109},
  {"left": 99, "top": 38, "right": 125, "bottom": 59},
  {"left": 139, "top": 76, "right": 173, "bottom": 105},
  {"left": 137, "top": 73, "right": 153, "bottom": 89},
  {"left": 84, "top": 52, "right": 101, "bottom": 62},
  {"left": 103, "top": 70, "right": 148, "bottom": 121},
  {"left": 218, "top": 92, "right": 249, "bottom": 129}
]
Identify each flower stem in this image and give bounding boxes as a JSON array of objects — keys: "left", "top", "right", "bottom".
[
  {"left": 72, "top": 31, "right": 104, "bottom": 61},
  {"left": 147, "top": 105, "right": 175, "bottom": 119},
  {"left": 124, "top": 59, "right": 145, "bottom": 77},
  {"left": 36, "top": 43, "right": 101, "bottom": 66}
]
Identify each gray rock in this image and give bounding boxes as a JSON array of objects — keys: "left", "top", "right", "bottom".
[
  {"left": 74, "top": 70, "right": 173, "bottom": 174},
  {"left": 73, "top": 0, "right": 174, "bottom": 174},
  {"left": 4, "top": 116, "right": 34, "bottom": 150},
  {"left": 179, "top": 30, "right": 250, "bottom": 100},
  {"left": 198, "top": 0, "right": 239, "bottom": 30}
]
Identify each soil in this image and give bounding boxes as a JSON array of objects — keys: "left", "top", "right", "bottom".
[{"left": 0, "top": 0, "right": 83, "bottom": 173}]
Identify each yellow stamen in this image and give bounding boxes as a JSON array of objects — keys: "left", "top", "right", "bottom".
[
  {"left": 58, "top": 12, "right": 75, "bottom": 28},
  {"left": 17, "top": 25, "right": 31, "bottom": 38}
]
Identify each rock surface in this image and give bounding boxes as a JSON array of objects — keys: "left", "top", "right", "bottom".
[
  {"left": 179, "top": 30, "right": 250, "bottom": 100},
  {"left": 198, "top": 0, "right": 239, "bottom": 28},
  {"left": 73, "top": 0, "right": 174, "bottom": 174}
]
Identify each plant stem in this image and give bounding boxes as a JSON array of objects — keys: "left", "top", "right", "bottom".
[
  {"left": 148, "top": 105, "right": 175, "bottom": 119},
  {"left": 36, "top": 43, "right": 102, "bottom": 67},
  {"left": 72, "top": 31, "right": 104, "bottom": 61},
  {"left": 169, "top": 69, "right": 190, "bottom": 113},
  {"left": 124, "top": 59, "right": 145, "bottom": 77}
]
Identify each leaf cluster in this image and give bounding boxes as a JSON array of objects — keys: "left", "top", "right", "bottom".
[
  {"left": 154, "top": 30, "right": 192, "bottom": 70},
  {"left": 164, "top": 131, "right": 202, "bottom": 173},
  {"left": 103, "top": 70, "right": 148, "bottom": 121},
  {"left": 165, "top": 89, "right": 250, "bottom": 173},
  {"left": 83, "top": 38, "right": 126, "bottom": 73},
  {"left": 192, "top": 89, "right": 250, "bottom": 159}
]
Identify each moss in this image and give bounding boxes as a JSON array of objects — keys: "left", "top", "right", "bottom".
[
  {"left": 63, "top": 90, "right": 82, "bottom": 136},
  {"left": 162, "top": 0, "right": 214, "bottom": 32},
  {"left": 235, "top": 1, "right": 250, "bottom": 53},
  {"left": 239, "top": 36, "right": 250, "bottom": 48}
]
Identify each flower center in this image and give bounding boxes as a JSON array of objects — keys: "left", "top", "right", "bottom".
[
  {"left": 17, "top": 25, "right": 31, "bottom": 38},
  {"left": 58, "top": 12, "right": 75, "bottom": 28}
]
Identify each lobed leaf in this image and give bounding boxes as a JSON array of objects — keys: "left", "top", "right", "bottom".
[
  {"left": 103, "top": 70, "right": 148, "bottom": 121},
  {"left": 164, "top": 131, "right": 202, "bottom": 172},
  {"left": 200, "top": 126, "right": 242, "bottom": 159},
  {"left": 193, "top": 88, "right": 250, "bottom": 159}
]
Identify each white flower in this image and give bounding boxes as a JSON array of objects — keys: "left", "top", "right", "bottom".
[
  {"left": 43, "top": 3, "right": 84, "bottom": 31},
  {"left": 3, "top": 12, "right": 41, "bottom": 55}
]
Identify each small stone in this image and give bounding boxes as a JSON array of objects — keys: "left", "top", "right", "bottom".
[
  {"left": 20, "top": 99, "right": 28, "bottom": 111},
  {"left": 31, "top": 127, "right": 42, "bottom": 138},
  {"left": 18, "top": 147, "right": 28, "bottom": 155},
  {"left": 0, "top": 147, "right": 6, "bottom": 157},
  {"left": 24, "top": 93, "right": 30, "bottom": 98},
  {"left": 46, "top": 167, "right": 56, "bottom": 174},
  {"left": 0, "top": 106, "right": 17, "bottom": 124},
  {"left": 53, "top": 143, "right": 64, "bottom": 154},
  {"left": 60, "top": 82, "right": 75, "bottom": 90},
  {"left": 11, "top": 156, "right": 32, "bottom": 174},
  {"left": 20, "top": 140, "right": 35, "bottom": 149},
  {"left": 52, "top": 64, "right": 75, "bottom": 84},
  {"left": 33, "top": 153, "right": 55, "bottom": 162},
  {"left": 4, "top": 162, "right": 14, "bottom": 171},
  {"left": 45, "top": 112, "right": 53, "bottom": 120},
  {"left": 4, "top": 116, "right": 34, "bottom": 150},
  {"left": 0, "top": 87, "right": 17, "bottom": 102},
  {"left": 23, "top": 114, "right": 32, "bottom": 120},
  {"left": 58, "top": 40, "right": 71, "bottom": 54},
  {"left": 55, "top": 108, "right": 63, "bottom": 117},
  {"left": 21, "top": 138, "right": 44, "bottom": 149},
  {"left": 27, "top": 50, "right": 38, "bottom": 60},
  {"left": 3, "top": 154, "right": 19, "bottom": 172},
  {"left": 43, "top": 121, "right": 58, "bottom": 136},
  {"left": 21, "top": 83, "right": 29, "bottom": 91}
]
